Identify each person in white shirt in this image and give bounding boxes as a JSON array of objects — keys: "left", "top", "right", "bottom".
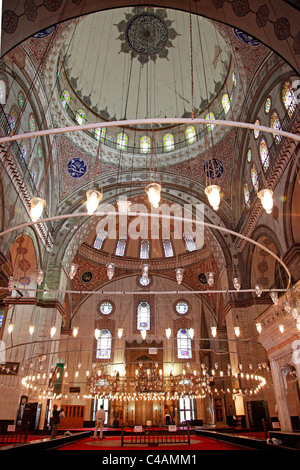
[{"left": 94, "top": 405, "right": 106, "bottom": 440}]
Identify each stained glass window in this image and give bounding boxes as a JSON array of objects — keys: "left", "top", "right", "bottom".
[
  {"left": 162, "top": 238, "right": 174, "bottom": 257},
  {"left": 117, "top": 132, "right": 128, "bottom": 151},
  {"left": 259, "top": 138, "right": 270, "bottom": 172},
  {"left": 96, "top": 329, "right": 112, "bottom": 359},
  {"left": 137, "top": 301, "right": 151, "bottom": 331},
  {"left": 222, "top": 93, "right": 230, "bottom": 114},
  {"left": 183, "top": 232, "right": 196, "bottom": 252},
  {"left": 139, "top": 276, "right": 150, "bottom": 287},
  {"left": 247, "top": 148, "right": 252, "bottom": 162},
  {"left": 253, "top": 119, "right": 260, "bottom": 139},
  {"left": 205, "top": 112, "right": 215, "bottom": 131},
  {"left": 270, "top": 112, "right": 282, "bottom": 143},
  {"left": 140, "top": 239, "right": 150, "bottom": 259},
  {"left": 0, "top": 80, "right": 6, "bottom": 104},
  {"left": 115, "top": 237, "right": 127, "bottom": 256},
  {"left": 177, "top": 328, "right": 192, "bottom": 359},
  {"left": 76, "top": 109, "right": 86, "bottom": 125},
  {"left": 19, "top": 140, "right": 29, "bottom": 161},
  {"left": 18, "top": 91, "right": 24, "bottom": 108},
  {"left": 244, "top": 182, "right": 250, "bottom": 207},
  {"left": 29, "top": 114, "right": 36, "bottom": 132},
  {"left": 265, "top": 97, "right": 271, "bottom": 114},
  {"left": 140, "top": 136, "right": 151, "bottom": 153},
  {"left": 37, "top": 144, "right": 43, "bottom": 159},
  {"left": 185, "top": 126, "right": 196, "bottom": 144},
  {"left": 61, "top": 90, "right": 70, "bottom": 108},
  {"left": 0, "top": 306, "right": 4, "bottom": 328},
  {"left": 95, "top": 127, "right": 106, "bottom": 142},
  {"left": 282, "top": 81, "right": 297, "bottom": 118},
  {"left": 163, "top": 133, "right": 174, "bottom": 152},
  {"left": 175, "top": 301, "right": 189, "bottom": 315},
  {"left": 99, "top": 301, "right": 113, "bottom": 315},
  {"left": 232, "top": 71, "right": 237, "bottom": 87},
  {"left": 93, "top": 230, "right": 107, "bottom": 250},
  {"left": 251, "top": 164, "right": 259, "bottom": 192}
]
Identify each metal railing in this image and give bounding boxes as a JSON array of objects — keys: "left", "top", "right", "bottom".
[
  {"left": 0, "top": 422, "right": 29, "bottom": 445},
  {"left": 121, "top": 424, "right": 190, "bottom": 446}
]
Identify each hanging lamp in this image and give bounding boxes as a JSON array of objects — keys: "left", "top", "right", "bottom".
[
  {"left": 145, "top": 126, "right": 161, "bottom": 208},
  {"left": 30, "top": 196, "right": 46, "bottom": 222},
  {"left": 86, "top": 189, "right": 103, "bottom": 215},
  {"left": 258, "top": 188, "right": 273, "bottom": 214},
  {"left": 175, "top": 268, "right": 184, "bottom": 284}
]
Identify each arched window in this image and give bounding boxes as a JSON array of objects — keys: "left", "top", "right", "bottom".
[
  {"left": 115, "top": 237, "right": 127, "bottom": 256},
  {"left": 93, "top": 230, "right": 107, "bottom": 250},
  {"left": 251, "top": 164, "right": 259, "bottom": 192},
  {"left": 37, "top": 143, "right": 43, "bottom": 159},
  {"left": 140, "top": 239, "right": 150, "bottom": 259},
  {"left": 162, "top": 238, "right": 174, "bottom": 257},
  {"left": 265, "top": 97, "right": 271, "bottom": 114},
  {"left": 95, "top": 127, "right": 106, "bottom": 142},
  {"left": 205, "top": 112, "right": 215, "bottom": 131},
  {"left": 282, "top": 81, "right": 297, "bottom": 118},
  {"left": 247, "top": 148, "right": 252, "bottom": 163},
  {"left": 253, "top": 119, "right": 260, "bottom": 139},
  {"left": 96, "top": 329, "right": 112, "bottom": 359},
  {"left": 137, "top": 301, "right": 151, "bottom": 331},
  {"left": 140, "top": 136, "right": 151, "bottom": 154},
  {"left": 177, "top": 328, "right": 192, "bottom": 359},
  {"left": 29, "top": 114, "right": 36, "bottom": 132},
  {"left": 232, "top": 71, "right": 237, "bottom": 87},
  {"left": 183, "top": 232, "right": 196, "bottom": 252},
  {"left": 0, "top": 79, "right": 6, "bottom": 104},
  {"left": 76, "top": 109, "right": 86, "bottom": 125},
  {"left": 163, "top": 133, "right": 174, "bottom": 152},
  {"left": 259, "top": 138, "right": 270, "bottom": 172},
  {"left": 185, "top": 126, "right": 196, "bottom": 144},
  {"left": 117, "top": 132, "right": 128, "bottom": 151},
  {"left": 244, "top": 182, "right": 250, "bottom": 207},
  {"left": 270, "top": 111, "right": 282, "bottom": 143},
  {"left": 222, "top": 93, "right": 230, "bottom": 114},
  {"left": 61, "top": 90, "right": 70, "bottom": 108},
  {"left": 18, "top": 91, "right": 24, "bottom": 108}
]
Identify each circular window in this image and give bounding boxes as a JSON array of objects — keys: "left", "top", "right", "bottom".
[
  {"left": 139, "top": 276, "right": 150, "bottom": 287},
  {"left": 175, "top": 301, "right": 189, "bottom": 315},
  {"left": 99, "top": 301, "right": 113, "bottom": 315}
]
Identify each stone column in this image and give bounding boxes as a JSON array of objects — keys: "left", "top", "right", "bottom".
[{"left": 270, "top": 358, "right": 293, "bottom": 432}]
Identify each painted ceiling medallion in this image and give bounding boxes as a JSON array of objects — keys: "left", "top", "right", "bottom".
[{"left": 116, "top": 8, "right": 179, "bottom": 64}]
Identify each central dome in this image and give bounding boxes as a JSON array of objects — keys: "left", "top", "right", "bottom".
[{"left": 60, "top": 7, "right": 232, "bottom": 123}]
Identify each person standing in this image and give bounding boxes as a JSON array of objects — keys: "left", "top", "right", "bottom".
[
  {"left": 94, "top": 405, "right": 106, "bottom": 440},
  {"left": 50, "top": 404, "right": 64, "bottom": 439}
]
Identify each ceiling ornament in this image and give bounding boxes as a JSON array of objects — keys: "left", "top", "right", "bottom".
[{"left": 116, "top": 8, "right": 179, "bottom": 64}]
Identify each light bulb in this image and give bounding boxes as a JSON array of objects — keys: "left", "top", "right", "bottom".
[
  {"left": 256, "top": 322, "right": 262, "bottom": 333},
  {"left": 257, "top": 189, "right": 273, "bottom": 214},
  {"left": 86, "top": 189, "right": 102, "bottom": 215},
  {"left": 141, "top": 264, "right": 149, "bottom": 279},
  {"left": 50, "top": 326, "right": 56, "bottom": 337},
  {"left": 175, "top": 268, "right": 184, "bottom": 285},
  {"left": 279, "top": 324, "right": 284, "bottom": 334},
  {"left": 36, "top": 269, "right": 44, "bottom": 286},
  {"left": 233, "top": 277, "right": 241, "bottom": 290},
  {"left": 68, "top": 263, "right": 78, "bottom": 280},
  {"left": 207, "top": 272, "right": 214, "bottom": 286},
  {"left": 234, "top": 326, "right": 240, "bottom": 337},
  {"left": 8, "top": 276, "right": 14, "bottom": 291},
  {"left": 72, "top": 326, "right": 79, "bottom": 337},
  {"left": 106, "top": 262, "right": 115, "bottom": 280},
  {"left": 165, "top": 328, "right": 171, "bottom": 339},
  {"left": 270, "top": 290, "right": 278, "bottom": 305},
  {"left": 284, "top": 301, "right": 291, "bottom": 313},
  {"left": 30, "top": 197, "right": 46, "bottom": 222},
  {"left": 145, "top": 182, "right": 161, "bottom": 208},
  {"left": 205, "top": 185, "right": 221, "bottom": 211},
  {"left": 117, "top": 328, "right": 123, "bottom": 339},
  {"left": 255, "top": 284, "right": 263, "bottom": 297},
  {"left": 211, "top": 326, "right": 217, "bottom": 337},
  {"left": 95, "top": 328, "right": 100, "bottom": 340},
  {"left": 188, "top": 328, "right": 194, "bottom": 339},
  {"left": 29, "top": 325, "right": 35, "bottom": 335},
  {"left": 8, "top": 323, "right": 14, "bottom": 334},
  {"left": 141, "top": 329, "right": 147, "bottom": 340}
]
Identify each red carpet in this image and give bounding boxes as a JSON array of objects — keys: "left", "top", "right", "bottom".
[{"left": 57, "top": 434, "right": 251, "bottom": 450}]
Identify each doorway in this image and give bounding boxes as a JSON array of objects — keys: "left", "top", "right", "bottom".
[{"left": 246, "top": 400, "right": 269, "bottom": 430}]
